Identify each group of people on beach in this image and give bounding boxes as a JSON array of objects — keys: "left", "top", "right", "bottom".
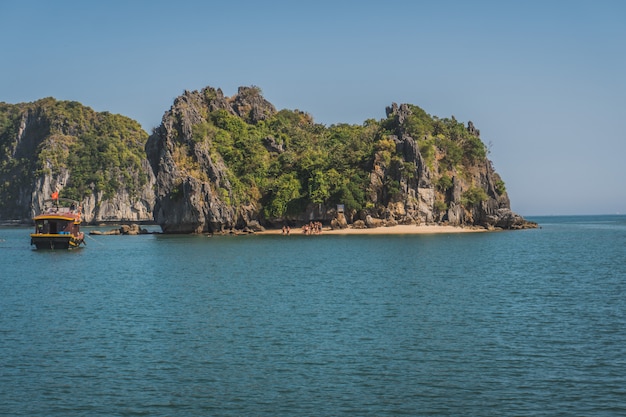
[
  {"left": 281, "top": 221, "right": 323, "bottom": 235},
  {"left": 302, "top": 221, "right": 323, "bottom": 235}
]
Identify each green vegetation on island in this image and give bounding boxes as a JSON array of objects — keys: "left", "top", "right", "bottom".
[
  {"left": 169, "top": 93, "right": 497, "bottom": 220},
  {"left": 0, "top": 98, "right": 149, "bottom": 219},
  {"left": 2, "top": 86, "right": 530, "bottom": 231}
]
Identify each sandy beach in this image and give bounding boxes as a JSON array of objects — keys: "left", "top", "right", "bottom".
[{"left": 257, "top": 224, "right": 487, "bottom": 235}]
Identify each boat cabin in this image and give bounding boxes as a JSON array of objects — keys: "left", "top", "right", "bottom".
[{"left": 34, "top": 216, "right": 80, "bottom": 236}]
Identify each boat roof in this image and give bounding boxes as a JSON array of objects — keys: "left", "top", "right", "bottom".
[{"left": 34, "top": 213, "right": 79, "bottom": 221}]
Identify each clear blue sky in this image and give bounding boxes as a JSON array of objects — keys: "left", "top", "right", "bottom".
[{"left": 2, "top": 0, "right": 625, "bottom": 216}]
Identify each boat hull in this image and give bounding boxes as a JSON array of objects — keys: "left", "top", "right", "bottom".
[{"left": 30, "top": 233, "right": 84, "bottom": 250}]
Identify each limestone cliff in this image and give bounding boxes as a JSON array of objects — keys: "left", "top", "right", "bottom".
[
  {"left": 146, "top": 86, "right": 535, "bottom": 233},
  {"left": 2, "top": 89, "right": 533, "bottom": 231},
  {"left": 145, "top": 86, "right": 274, "bottom": 233},
  {"left": 365, "top": 103, "right": 532, "bottom": 229},
  {"left": 0, "top": 98, "right": 155, "bottom": 223}
]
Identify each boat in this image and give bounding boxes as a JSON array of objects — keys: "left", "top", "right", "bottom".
[{"left": 30, "top": 197, "right": 85, "bottom": 250}]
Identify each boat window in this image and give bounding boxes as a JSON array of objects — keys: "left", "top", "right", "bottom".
[{"left": 36, "top": 220, "right": 50, "bottom": 234}]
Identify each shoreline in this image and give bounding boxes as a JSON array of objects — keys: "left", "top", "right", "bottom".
[{"left": 256, "top": 224, "right": 488, "bottom": 235}]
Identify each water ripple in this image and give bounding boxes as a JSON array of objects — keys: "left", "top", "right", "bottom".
[{"left": 1, "top": 216, "right": 626, "bottom": 415}]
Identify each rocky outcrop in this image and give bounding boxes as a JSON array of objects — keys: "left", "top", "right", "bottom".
[
  {"left": 90, "top": 224, "right": 152, "bottom": 235},
  {"left": 145, "top": 87, "right": 276, "bottom": 233},
  {"left": 81, "top": 171, "right": 155, "bottom": 223},
  {"left": 2, "top": 89, "right": 534, "bottom": 232},
  {"left": 0, "top": 99, "right": 155, "bottom": 224},
  {"left": 262, "top": 135, "right": 284, "bottom": 153},
  {"left": 231, "top": 86, "right": 277, "bottom": 124},
  {"left": 146, "top": 88, "right": 535, "bottom": 233},
  {"left": 363, "top": 103, "right": 536, "bottom": 229}
]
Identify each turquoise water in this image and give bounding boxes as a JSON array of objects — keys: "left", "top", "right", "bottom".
[{"left": 1, "top": 216, "right": 625, "bottom": 416}]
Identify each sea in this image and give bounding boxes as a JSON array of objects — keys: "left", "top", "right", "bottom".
[{"left": 1, "top": 215, "right": 625, "bottom": 416}]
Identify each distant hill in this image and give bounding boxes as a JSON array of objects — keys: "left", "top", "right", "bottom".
[{"left": 0, "top": 98, "right": 154, "bottom": 223}]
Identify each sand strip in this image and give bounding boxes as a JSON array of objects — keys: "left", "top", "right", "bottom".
[{"left": 257, "top": 224, "right": 487, "bottom": 235}]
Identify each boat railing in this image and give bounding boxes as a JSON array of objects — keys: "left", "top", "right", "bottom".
[{"left": 42, "top": 198, "right": 82, "bottom": 216}]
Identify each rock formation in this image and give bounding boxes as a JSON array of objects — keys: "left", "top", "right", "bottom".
[
  {"left": 1, "top": 88, "right": 535, "bottom": 232},
  {"left": 146, "top": 86, "right": 535, "bottom": 233},
  {"left": 145, "top": 86, "right": 276, "bottom": 233},
  {"left": 366, "top": 103, "right": 533, "bottom": 228},
  {"left": 0, "top": 99, "right": 155, "bottom": 223}
]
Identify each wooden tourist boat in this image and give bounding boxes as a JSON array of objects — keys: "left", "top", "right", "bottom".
[{"left": 30, "top": 196, "right": 85, "bottom": 250}]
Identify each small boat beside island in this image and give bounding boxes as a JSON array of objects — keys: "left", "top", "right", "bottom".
[{"left": 30, "top": 195, "right": 85, "bottom": 250}]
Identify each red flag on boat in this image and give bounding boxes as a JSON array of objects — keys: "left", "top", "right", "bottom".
[{"left": 51, "top": 191, "right": 59, "bottom": 200}]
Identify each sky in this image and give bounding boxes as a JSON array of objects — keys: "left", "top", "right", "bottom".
[{"left": 1, "top": 0, "right": 625, "bottom": 216}]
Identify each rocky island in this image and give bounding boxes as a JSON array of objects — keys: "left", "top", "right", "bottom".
[
  {"left": 0, "top": 98, "right": 154, "bottom": 224},
  {"left": 0, "top": 86, "right": 536, "bottom": 232},
  {"left": 145, "top": 86, "right": 535, "bottom": 233}
]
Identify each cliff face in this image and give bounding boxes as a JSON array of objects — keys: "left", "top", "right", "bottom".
[
  {"left": 146, "top": 86, "right": 535, "bottom": 233},
  {"left": 1, "top": 89, "right": 532, "bottom": 231},
  {"left": 145, "top": 87, "right": 273, "bottom": 233},
  {"left": 0, "top": 99, "right": 155, "bottom": 223},
  {"left": 366, "top": 103, "right": 531, "bottom": 229}
]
